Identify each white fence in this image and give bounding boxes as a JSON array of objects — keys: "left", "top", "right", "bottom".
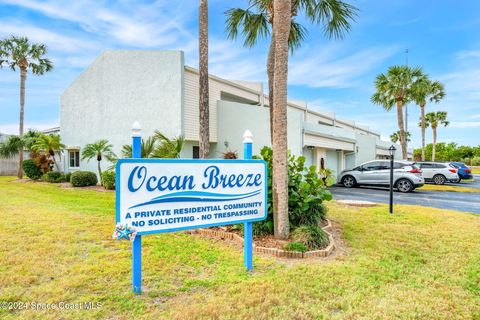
[{"left": 0, "top": 157, "right": 19, "bottom": 175}]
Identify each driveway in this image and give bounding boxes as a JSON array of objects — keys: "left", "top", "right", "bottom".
[{"left": 331, "top": 184, "right": 480, "bottom": 214}]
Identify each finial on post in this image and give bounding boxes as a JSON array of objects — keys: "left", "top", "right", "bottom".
[
  {"left": 132, "top": 121, "right": 142, "bottom": 137},
  {"left": 243, "top": 130, "right": 253, "bottom": 144}
]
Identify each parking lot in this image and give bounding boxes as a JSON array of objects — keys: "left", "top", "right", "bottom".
[{"left": 331, "top": 175, "right": 480, "bottom": 214}]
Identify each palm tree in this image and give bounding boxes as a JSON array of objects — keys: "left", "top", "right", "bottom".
[
  {"left": 31, "top": 134, "right": 64, "bottom": 171},
  {"left": 121, "top": 136, "right": 158, "bottom": 159},
  {"left": 0, "top": 136, "right": 23, "bottom": 159},
  {"left": 0, "top": 36, "right": 53, "bottom": 178},
  {"left": 411, "top": 78, "right": 445, "bottom": 161},
  {"left": 225, "top": 0, "right": 358, "bottom": 142},
  {"left": 153, "top": 131, "right": 185, "bottom": 158},
  {"left": 390, "top": 130, "right": 411, "bottom": 143},
  {"left": 371, "top": 65, "right": 423, "bottom": 159},
  {"left": 0, "top": 129, "right": 40, "bottom": 159},
  {"left": 271, "top": 0, "right": 292, "bottom": 240},
  {"left": 425, "top": 111, "right": 449, "bottom": 161},
  {"left": 199, "top": 0, "right": 209, "bottom": 158},
  {"left": 81, "top": 140, "right": 116, "bottom": 183}
]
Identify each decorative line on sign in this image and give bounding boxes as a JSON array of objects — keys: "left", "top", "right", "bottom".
[{"left": 128, "top": 189, "right": 262, "bottom": 209}]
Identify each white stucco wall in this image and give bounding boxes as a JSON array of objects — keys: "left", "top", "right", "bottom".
[
  {"left": 60, "top": 50, "right": 185, "bottom": 175},
  {"left": 216, "top": 101, "right": 304, "bottom": 158}
]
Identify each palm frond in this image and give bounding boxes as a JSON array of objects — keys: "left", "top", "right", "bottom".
[
  {"left": 225, "top": 8, "right": 270, "bottom": 47},
  {"left": 289, "top": 20, "right": 307, "bottom": 52},
  {"left": 0, "top": 135, "right": 23, "bottom": 158},
  {"left": 315, "top": 0, "right": 359, "bottom": 39}
]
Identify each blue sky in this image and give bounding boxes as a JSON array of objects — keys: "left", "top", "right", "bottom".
[{"left": 0, "top": 0, "right": 479, "bottom": 147}]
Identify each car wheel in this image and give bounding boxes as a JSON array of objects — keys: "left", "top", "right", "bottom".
[
  {"left": 342, "top": 175, "right": 356, "bottom": 188},
  {"left": 433, "top": 174, "right": 446, "bottom": 185},
  {"left": 396, "top": 179, "right": 413, "bottom": 193}
]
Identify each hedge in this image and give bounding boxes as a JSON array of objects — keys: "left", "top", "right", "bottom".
[
  {"left": 71, "top": 171, "right": 98, "bottom": 187},
  {"left": 43, "top": 171, "right": 65, "bottom": 183},
  {"left": 23, "top": 159, "right": 42, "bottom": 180},
  {"left": 101, "top": 171, "right": 116, "bottom": 190}
]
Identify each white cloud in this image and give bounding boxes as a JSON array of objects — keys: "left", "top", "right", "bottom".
[
  {"left": 0, "top": 0, "right": 197, "bottom": 48},
  {"left": 0, "top": 21, "right": 100, "bottom": 52},
  {"left": 449, "top": 121, "right": 480, "bottom": 129},
  {"left": 288, "top": 45, "right": 399, "bottom": 88},
  {"left": 0, "top": 121, "right": 59, "bottom": 135}
]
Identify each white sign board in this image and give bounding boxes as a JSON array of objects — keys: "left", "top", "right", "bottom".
[{"left": 116, "top": 159, "right": 268, "bottom": 235}]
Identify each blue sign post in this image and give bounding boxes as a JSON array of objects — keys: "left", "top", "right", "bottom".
[
  {"left": 243, "top": 130, "right": 253, "bottom": 271},
  {"left": 116, "top": 124, "right": 266, "bottom": 294},
  {"left": 131, "top": 121, "right": 142, "bottom": 294}
]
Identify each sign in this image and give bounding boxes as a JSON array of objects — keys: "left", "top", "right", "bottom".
[{"left": 116, "top": 159, "right": 268, "bottom": 235}]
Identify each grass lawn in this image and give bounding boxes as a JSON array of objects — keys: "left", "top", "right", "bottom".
[
  {"left": 419, "top": 184, "right": 480, "bottom": 193},
  {"left": 0, "top": 177, "right": 479, "bottom": 319}
]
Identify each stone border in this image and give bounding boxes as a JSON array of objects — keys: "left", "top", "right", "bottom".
[{"left": 189, "top": 219, "right": 335, "bottom": 259}]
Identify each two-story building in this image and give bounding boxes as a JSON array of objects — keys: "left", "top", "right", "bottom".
[{"left": 60, "top": 50, "right": 408, "bottom": 178}]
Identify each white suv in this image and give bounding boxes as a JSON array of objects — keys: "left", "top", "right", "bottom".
[{"left": 414, "top": 162, "right": 458, "bottom": 185}]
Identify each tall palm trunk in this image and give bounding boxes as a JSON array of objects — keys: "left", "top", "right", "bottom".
[
  {"left": 267, "top": 31, "right": 275, "bottom": 143},
  {"left": 18, "top": 67, "right": 27, "bottom": 179},
  {"left": 199, "top": 0, "right": 210, "bottom": 159},
  {"left": 52, "top": 155, "right": 60, "bottom": 171},
  {"left": 420, "top": 104, "right": 426, "bottom": 161},
  {"left": 272, "top": 0, "right": 291, "bottom": 240},
  {"left": 396, "top": 100, "right": 408, "bottom": 159},
  {"left": 432, "top": 126, "right": 437, "bottom": 161},
  {"left": 98, "top": 161, "right": 103, "bottom": 185}
]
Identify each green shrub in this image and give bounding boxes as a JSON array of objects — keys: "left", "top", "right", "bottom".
[
  {"left": 102, "top": 171, "right": 116, "bottom": 190},
  {"left": 291, "top": 225, "right": 330, "bottom": 250},
  {"left": 251, "top": 147, "right": 333, "bottom": 236},
  {"left": 43, "top": 171, "right": 65, "bottom": 183},
  {"left": 23, "top": 159, "right": 42, "bottom": 180},
  {"left": 71, "top": 171, "right": 98, "bottom": 187},
  {"left": 65, "top": 172, "right": 71, "bottom": 183},
  {"left": 471, "top": 157, "right": 480, "bottom": 166},
  {"left": 284, "top": 242, "right": 308, "bottom": 253}
]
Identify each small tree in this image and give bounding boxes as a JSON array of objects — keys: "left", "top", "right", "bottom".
[
  {"left": 425, "top": 111, "right": 449, "bottom": 161},
  {"left": 31, "top": 133, "right": 64, "bottom": 171},
  {"left": 82, "top": 140, "right": 116, "bottom": 184},
  {"left": 0, "top": 130, "right": 40, "bottom": 159},
  {"left": 153, "top": 131, "right": 185, "bottom": 158},
  {"left": 121, "top": 136, "right": 157, "bottom": 159}
]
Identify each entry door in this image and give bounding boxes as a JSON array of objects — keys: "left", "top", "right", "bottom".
[{"left": 314, "top": 148, "right": 327, "bottom": 171}]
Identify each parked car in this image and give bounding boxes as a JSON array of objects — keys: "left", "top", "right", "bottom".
[
  {"left": 338, "top": 160, "right": 424, "bottom": 193},
  {"left": 414, "top": 162, "right": 458, "bottom": 185},
  {"left": 448, "top": 162, "right": 473, "bottom": 182}
]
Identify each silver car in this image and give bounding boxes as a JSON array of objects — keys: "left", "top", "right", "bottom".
[{"left": 337, "top": 160, "right": 425, "bottom": 193}]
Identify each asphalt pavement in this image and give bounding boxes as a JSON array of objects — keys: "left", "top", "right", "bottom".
[{"left": 331, "top": 182, "right": 480, "bottom": 214}]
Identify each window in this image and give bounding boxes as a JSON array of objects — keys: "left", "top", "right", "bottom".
[
  {"left": 377, "top": 161, "right": 391, "bottom": 170},
  {"left": 363, "top": 161, "right": 382, "bottom": 171},
  {"left": 392, "top": 162, "right": 404, "bottom": 169},
  {"left": 192, "top": 146, "right": 199, "bottom": 159},
  {"left": 419, "top": 163, "right": 433, "bottom": 169},
  {"left": 69, "top": 150, "right": 80, "bottom": 168},
  {"left": 433, "top": 163, "right": 446, "bottom": 169}
]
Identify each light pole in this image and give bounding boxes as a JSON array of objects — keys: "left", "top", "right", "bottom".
[{"left": 389, "top": 145, "right": 396, "bottom": 214}]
